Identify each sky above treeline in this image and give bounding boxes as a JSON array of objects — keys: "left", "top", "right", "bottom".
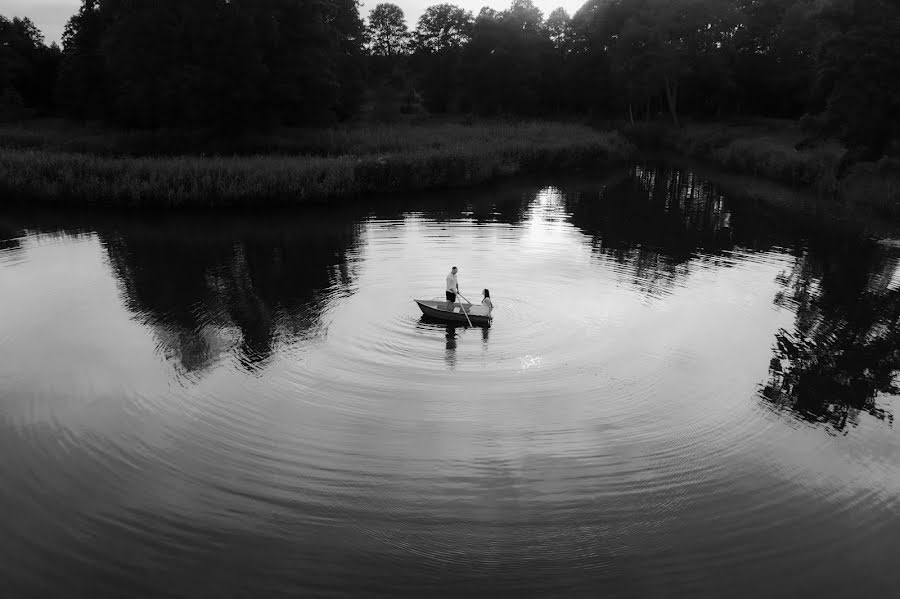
[{"left": 0, "top": 0, "right": 587, "bottom": 46}]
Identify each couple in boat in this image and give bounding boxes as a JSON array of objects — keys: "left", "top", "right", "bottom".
[
  {"left": 413, "top": 266, "right": 493, "bottom": 324},
  {"left": 446, "top": 266, "right": 493, "bottom": 317}
]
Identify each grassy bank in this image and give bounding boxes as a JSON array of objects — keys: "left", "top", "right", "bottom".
[
  {"left": 0, "top": 121, "right": 635, "bottom": 207},
  {"left": 623, "top": 120, "right": 900, "bottom": 219}
]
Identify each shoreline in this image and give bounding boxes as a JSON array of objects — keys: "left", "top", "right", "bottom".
[
  {"left": 0, "top": 121, "right": 634, "bottom": 208},
  {"left": 1, "top": 119, "right": 897, "bottom": 220},
  {"left": 652, "top": 153, "right": 900, "bottom": 238},
  {"left": 622, "top": 120, "right": 900, "bottom": 222}
]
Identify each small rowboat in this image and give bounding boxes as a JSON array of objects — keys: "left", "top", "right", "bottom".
[{"left": 414, "top": 299, "right": 492, "bottom": 326}]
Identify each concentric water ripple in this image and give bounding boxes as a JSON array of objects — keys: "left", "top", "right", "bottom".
[{"left": 2, "top": 165, "right": 900, "bottom": 597}]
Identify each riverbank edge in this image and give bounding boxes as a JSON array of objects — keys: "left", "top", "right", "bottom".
[
  {"left": 622, "top": 122, "right": 900, "bottom": 221},
  {"left": 649, "top": 154, "right": 900, "bottom": 238},
  {"left": 0, "top": 126, "right": 636, "bottom": 208}
]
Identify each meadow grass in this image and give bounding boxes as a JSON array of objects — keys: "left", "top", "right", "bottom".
[
  {"left": 0, "top": 121, "right": 635, "bottom": 207},
  {"left": 663, "top": 121, "right": 841, "bottom": 188},
  {"left": 622, "top": 119, "right": 898, "bottom": 217},
  {"left": 0, "top": 119, "right": 625, "bottom": 157}
]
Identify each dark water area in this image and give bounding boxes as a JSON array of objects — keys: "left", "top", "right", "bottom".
[{"left": 1, "top": 163, "right": 899, "bottom": 598}]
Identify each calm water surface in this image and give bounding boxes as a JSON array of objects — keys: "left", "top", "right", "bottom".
[{"left": 1, "top": 164, "right": 899, "bottom": 597}]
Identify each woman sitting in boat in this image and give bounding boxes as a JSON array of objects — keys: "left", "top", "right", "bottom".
[{"left": 482, "top": 289, "right": 493, "bottom": 316}]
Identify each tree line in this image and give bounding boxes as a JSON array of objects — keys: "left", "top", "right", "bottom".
[{"left": 1, "top": 0, "right": 897, "bottom": 156}]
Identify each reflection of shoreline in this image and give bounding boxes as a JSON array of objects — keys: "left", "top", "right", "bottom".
[
  {"left": 558, "top": 162, "right": 900, "bottom": 434},
  {"left": 7, "top": 163, "right": 899, "bottom": 429},
  {"left": 2, "top": 212, "right": 365, "bottom": 379},
  {"left": 562, "top": 163, "right": 743, "bottom": 301},
  {"left": 107, "top": 215, "right": 363, "bottom": 376}
]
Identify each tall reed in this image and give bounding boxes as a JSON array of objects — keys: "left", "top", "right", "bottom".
[{"left": 0, "top": 124, "right": 635, "bottom": 207}]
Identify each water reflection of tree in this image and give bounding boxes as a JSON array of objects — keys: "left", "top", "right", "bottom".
[
  {"left": 762, "top": 236, "right": 898, "bottom": 432},
  {"left": 0, "top": 220, "right": 23, "bottom": 255},
  {"left": 564, "top": 163, "right": 754, "bottom": 297},
  {"left": 559, "top": 163, "right": 899, "bottom": 432},
  {"left": 99, "top": 213, "right": 362, "bottom": 376}
]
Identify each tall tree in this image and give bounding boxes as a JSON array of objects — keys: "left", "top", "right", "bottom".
[
  {"left": 814, "top": 0, "right": 900, "bottom": 160},
  {"left": 462, "top": 0, "right": 553, "bottom": 115},
  {"left": 55, "top": 0, "right": 367, "bottom": 128},
  {"left": 608, "top": 0, "right": 737, "bottom": 126},
  {"left": 328, "top": 0, "right": 367, "bottom": 118},
  {"left": 99, "top": 0, "right": 264, "bottom": 128},
  {"left": 0, "top": 16, "right": 61, "bottom": 116},
  {"left": 414, "top": 4, "right": 473, "bottom": 52},
  {"left": 56, "top": 0, "right": 113, "bottom": 119},
  {"left": 505, "top": 0, "right": 543, "bottom": 32},
  {"left": 545, "top": 8, "right": 573, "bottom": 52},
  {"left": 570, "top": 0, "right": 633, "bottom": 117},
  {"left": 247, "top": 0, "right": 342, "bottom": 126},
  {"left": 729, "top": 0, "right": 816, "bottom": 117},
  {"left": 412, "top": 4, "right": 473, "bottom": 112},
  {"left": 367, "top": 3, "right": 409, "bottom": 56}
]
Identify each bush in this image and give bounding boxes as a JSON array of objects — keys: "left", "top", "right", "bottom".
[
  {"left": 840, "top": 158, "right": 900, "bottom": 217},
  {"left": 671, "top": 124, "right": 735, "bottom": 156},
  {"left": 618, "top": 121, "right": 671, "bottom": 151},
  {"left": 0, "top": 88, "right": 30, "bottom": 122},
  {"left": 710, "top": 138, "right": 842, "bottom": 191},
  {"left": 799, "top": 112, "right": 828, "bottom": 137}
]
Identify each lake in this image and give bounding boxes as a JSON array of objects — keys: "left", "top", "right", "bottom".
[{"left": 1, "top": 163, "right": 898, "bottom": 598}]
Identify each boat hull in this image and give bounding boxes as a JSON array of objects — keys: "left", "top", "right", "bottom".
[{"left": 415, "top": 300, "right": 491, "bottom": 326}]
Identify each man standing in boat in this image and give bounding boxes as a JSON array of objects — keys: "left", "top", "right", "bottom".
[{"left": 446, "top": 266, "right": 459, "bottom": 304}]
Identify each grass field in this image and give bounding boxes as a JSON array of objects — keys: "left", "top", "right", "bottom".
[{"left": 0, "top": 120, "right": 635, "bottom": 207}]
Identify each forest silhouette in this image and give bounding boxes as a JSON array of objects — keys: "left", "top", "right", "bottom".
[{"left": 1, "top": 0, "right": 898, "bottom": 160}]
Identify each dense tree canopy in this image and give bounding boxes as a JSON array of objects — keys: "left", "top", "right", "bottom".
[
  {"left": 0, "top": 15, "right": 60, "bottom": 118},
  {"left": 367, "top": 3, "right": 410, "bottom": 57},
  {"left": 814, "top": 0, "right": 900, "bottom": 159},
  {"left": 0, "top": 0, "right": 897, "bottom": 156},
  {"left": 409, "top": 4, "right": 474, "bottom": 112},
  {"left": 49, "top": 0, "right": 366, "bottom": 128},
  {"left": 545, "top": 8, "right": 573, "bottom": 52},
  {"left": 55, "top": 0, "right": 111, "bottom": 119},
  {"left": 415, "top": 4, "right": 474, "bottom": 52},
  {"left": 461, "top": 1, "right": 556, "bottom": 115}
]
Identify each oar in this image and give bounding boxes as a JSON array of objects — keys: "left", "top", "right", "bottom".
[{"left": 456, "top": 292, "right": 474, "bottom": 327}]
